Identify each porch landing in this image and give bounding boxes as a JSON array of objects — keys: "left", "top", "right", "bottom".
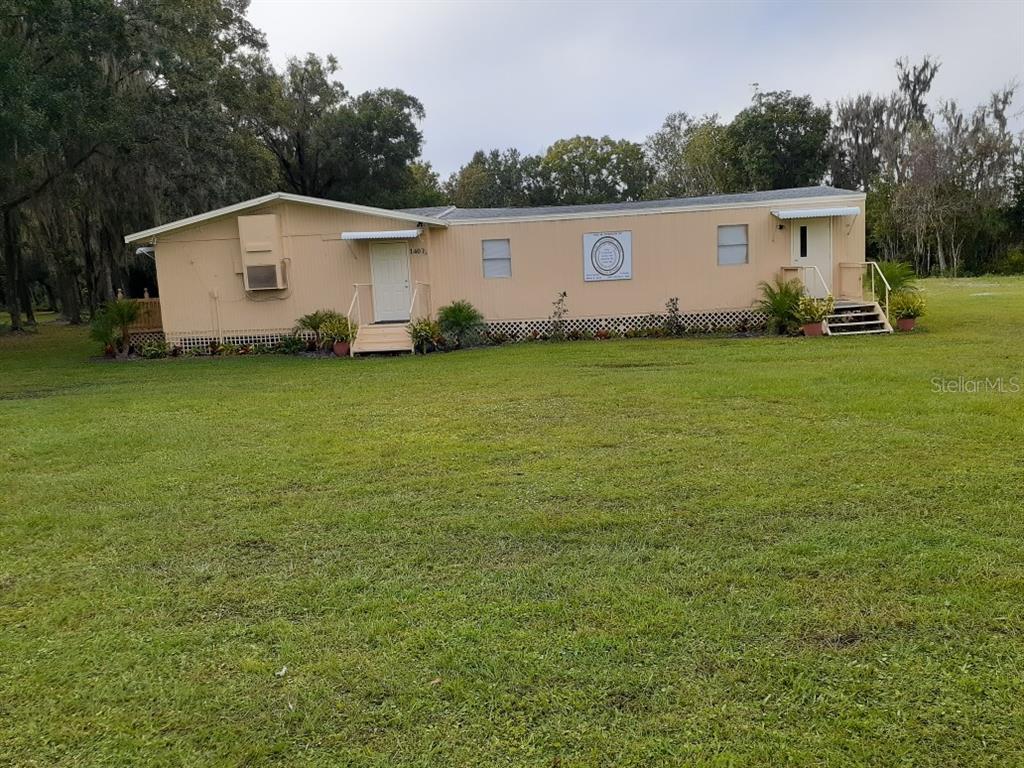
[{"left": 351, "top": 323, "right": 413, "bottom": 355}]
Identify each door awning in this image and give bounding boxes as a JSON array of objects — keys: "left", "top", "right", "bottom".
[
  {"left": 771, "top": 207, "right": 860, "bottom": 220},
  {"left": 341, "top": 228, "right": 421, "bottom": 241}
]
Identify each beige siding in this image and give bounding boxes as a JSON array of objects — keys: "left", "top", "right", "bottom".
[{"left": 151, "top": 197, "right": 865, "bottom": 341}]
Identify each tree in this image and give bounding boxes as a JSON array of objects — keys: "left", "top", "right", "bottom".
[
  {"left": 644, "top": 113, "right": 736, "bottom": 198},
  {"left": 726, "top": 90, "right": 832, "bottom": 191},
  {"left": 444, "top": 149, "right": 533, "bottom": 208},
  {"left": 246, "top": 53, "right": 428, "bottom": 207},
  {"left": 531, "top": 136, "right": 651, "bottom": 205},
  {"left": 1, "top": 0, "right": 274, "bottom": 327}
]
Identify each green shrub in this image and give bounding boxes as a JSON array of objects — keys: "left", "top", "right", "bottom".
[
  {"left": 549, "top": 291, "right": 568, "bottom": 341},
  {"left": 319, "top": 316, "right": 355, "bottom": 347},
  {"left": 992, "top": 247, "right": 1024, "bottom": 275},
  {"left": 890, "top": 290, "right": 926, "bottom": 320},
  {"left": 409, "top": 317, "right": 444, "bottom": 353},
  {"left": 437, "top": 300, "right": 484, "bottom": 348},
  {"left": 294, "top": 309, "right": 343, "bottom": 348},
  {"left": 796, "top": 295, "right": 835, "bottom": 324},
  {"left": 868, "top": 261, "right": 918, "bottom": 304},
  {"left": 139, "top": 340, "right": 169, "bottom": 359},
  {"left": 755, "top": 278, "right": 804, "bottom": 335},
  {"left": 663, "top": 297, "right": 684, "bottom": 336},
  {"left": 90, "top": 299, "right": 140, "bottom": 358},
  {"left": 275, "top": 334, "right": 307, "bottom": 354},
  {"left": 89, "top": 310, "right": 116, "bottom": 352}
]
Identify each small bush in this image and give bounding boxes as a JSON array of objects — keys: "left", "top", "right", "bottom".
[
  {"left": 868, "top": 261, "right": 918, "bottom": 304},
  {"left": 294, "top": 309, "right": 343, "bottom": 348},
  {"left": 319, "top": 316, "right": 355, "bottom": 347},
  {"left": 409, "top": 317, "right": 444, "bottom": 353},
  {"left": 275, "top": 334, "right": 307, "bottom": 355},
  {"left": 437, "top": 300, "right": 484, "bottom": 348},
  {"left": 755, "top": 278, "right": 804, "bottom": 335},
  {"left": 663, "top": 297, "right": 684, "bottom": 336},
  {"left": 890, "top": 290, "right": 926, "bottom": 320},
  {"left": 992, "top": 246, "right": 1024, "bottom": 275},
  {"left": 139, "top": 340, "right": 169, "bottom": 359},
  {"left": 795, "top": 295, "right": 835, "bottom": 324},
  {"left": 91, "top": 299, "right": 140, "bottom": 358},
  {"left": 549, "top": 291, "right": 568, "bottom": 341}
]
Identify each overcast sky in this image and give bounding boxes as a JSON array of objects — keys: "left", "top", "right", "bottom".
[{"left": 248, "top": 0, "right": 1024, "bottom": 178}]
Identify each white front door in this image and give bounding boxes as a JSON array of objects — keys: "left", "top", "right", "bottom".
[
  {"left": 370, "top": 242, "right": 412, "bottom": 322},
  {"left": 791, "top": 219, "right": 832, "bottom": 298}
]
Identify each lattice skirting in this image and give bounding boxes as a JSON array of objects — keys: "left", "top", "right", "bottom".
[
  {"left": 128, "top": 331, "right": 166, "bottom": 346},
  {"left": 484, "top": 309, "right": 767, "bottom": 339},
  {"left": 157, "top": 328, "right": 316, "bottom": 351},
  {"left": 151, "top": 309, "right": 767, "bottom": 351}
]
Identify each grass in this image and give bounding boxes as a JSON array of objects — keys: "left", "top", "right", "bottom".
[{"left": 1, "top": 277, "right": 1023, "bottom": 766}]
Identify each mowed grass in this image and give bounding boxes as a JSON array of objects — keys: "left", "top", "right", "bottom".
[{"left": 1, "top": 278, "right": 1023, "bottom": 767}]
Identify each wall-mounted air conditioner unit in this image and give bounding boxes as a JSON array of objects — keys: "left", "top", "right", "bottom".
[
  {"left": 237, "top": 214, "right": 287, "bottom": 292},
  {"left": 244, "top": 262, "right": 286, "bottom": 291}
]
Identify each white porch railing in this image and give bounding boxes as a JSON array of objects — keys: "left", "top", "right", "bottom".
[
  {"left": 348, "top": 282, "right": 372, "bottom": 358},
  {"left": 781, "top": 264, "right": 830, "bottom": 298},
  {"left": 409, "top": 281, "right": 431, "bottom": 319},
  {"left": 838, "top": 262, "right": 892, "bottom": 319}
]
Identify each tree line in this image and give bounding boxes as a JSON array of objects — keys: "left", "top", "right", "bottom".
[{"left": 2, "top": 2, "right": 1021, "bottom": 331}]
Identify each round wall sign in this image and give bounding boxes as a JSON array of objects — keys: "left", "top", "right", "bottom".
[{"left": 590, "top": 236, "right": 625, "bottom": 276}]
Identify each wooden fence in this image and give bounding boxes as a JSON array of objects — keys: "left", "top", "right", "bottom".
[{"left": 129, "top": 298, "right": 162, "bottom": 331}]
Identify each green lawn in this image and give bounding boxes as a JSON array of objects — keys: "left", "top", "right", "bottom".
[{"left": 2, "top": 278, "right": 1023, "bottom": 767}]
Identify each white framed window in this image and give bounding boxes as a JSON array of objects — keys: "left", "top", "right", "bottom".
[
  {"left": 717, "top": 224, "right": 748, "bottom": 266},
  {"left": 482, "top": 239, "right": 512, "bottom": 278}
]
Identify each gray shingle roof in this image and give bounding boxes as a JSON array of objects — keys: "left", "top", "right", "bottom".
[{"left": 399, "top": 186, "right": 860, "bottom": 223}]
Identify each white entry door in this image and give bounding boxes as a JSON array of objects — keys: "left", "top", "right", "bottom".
[
  {"left": 791, "top": 219, "right": 832, "bottom": 298},
  {"left": 370, "top": 242, "right": 412, "bottom": 322}
]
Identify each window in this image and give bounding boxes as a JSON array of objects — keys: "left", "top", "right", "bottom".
[
  {"left": 799, "top": 225, "right": 808, "bottom": 258},
  {"left": 482, "top": 239, "right": 512, "bottom": 278},
  {"left": 717, "top": 225, "right": 748, "bottom": 266}
]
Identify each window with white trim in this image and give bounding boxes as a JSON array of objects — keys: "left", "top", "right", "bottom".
[
  {"left": 482, "top": 239, "right": 512, "bottom": 278},
  {"left": 717, "top": 224, "right": 748, "bottom": 266}
]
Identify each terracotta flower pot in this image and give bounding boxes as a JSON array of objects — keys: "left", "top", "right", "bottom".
[
  {"left": 897, "top": 317, "right": 916, "bottom": 332},
  {"left": 332, "top": 340, "right": 351, "bottom": 357},
  {"left": 802, "top": 321, "right": 824, "bottom": 337}
]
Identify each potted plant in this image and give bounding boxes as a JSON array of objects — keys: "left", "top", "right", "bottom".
[
  {"left": 795, "top": 294, "right": 835, "bottom": 337},
  {"left": 295, "top": 309, "right": 343, "bottom": 350},
  {"left": 890, "top": 290, "right": 925, "bottom": 331},
  {"left": 320, "top": 315, "right": 355, "bottom": 356}
]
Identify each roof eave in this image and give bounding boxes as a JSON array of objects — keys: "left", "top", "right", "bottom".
[{"left": 123, "top": 192, "right": 449, "bottom": 244}]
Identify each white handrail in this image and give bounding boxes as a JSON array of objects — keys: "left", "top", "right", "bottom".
[
  {"left": 809, "top": 265, "right": 828, "bottom": 297},
  {"left": 408, "top": 285, "right": 419, "bottom": 318},
  {"left": 784, "top": 265, "right": 830, "bottom": 298},
  {"left": 410, "top": 281, "right": 431, "bottom": 318},
  {"left": 868, "top": 262, "right": 892, "bottom": 320}
]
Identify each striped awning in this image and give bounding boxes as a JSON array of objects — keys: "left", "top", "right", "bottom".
[
  {"left": 771, "top": 207, "right": 860, "bottom": 220},
  {"left": 341, "top": 229, "right": 421, "bottom": 241}
]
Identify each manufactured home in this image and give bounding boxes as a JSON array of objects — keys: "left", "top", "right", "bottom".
[{"left": 123, "top": 186, "right": 889, "bottom": 351}]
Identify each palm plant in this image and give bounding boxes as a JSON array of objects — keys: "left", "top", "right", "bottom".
[
  {"left": 294, "top": 309, "right": 342, "bottom": 349},
  {"left": 93, "top": 299, "right": 140, "bottom": 359},
  {"left": 868, "top": 261, "right": 918, "bottom": 305},
  {"left": 755, "top": 277, "right": 804, "bottom": 335},
  {"left": 437, "top": 300, "right": 484, "bottom": 348}
]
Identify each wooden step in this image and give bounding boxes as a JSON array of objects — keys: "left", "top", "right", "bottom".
[
  {"left": 351, "top": 323, "right": 413, "bottom": 354},
  {"left": 825, "top": 328, "right": 891, "bottom": 336},
  {"left": 824, "top": 300, "right": 893, "bottom": 336}
]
